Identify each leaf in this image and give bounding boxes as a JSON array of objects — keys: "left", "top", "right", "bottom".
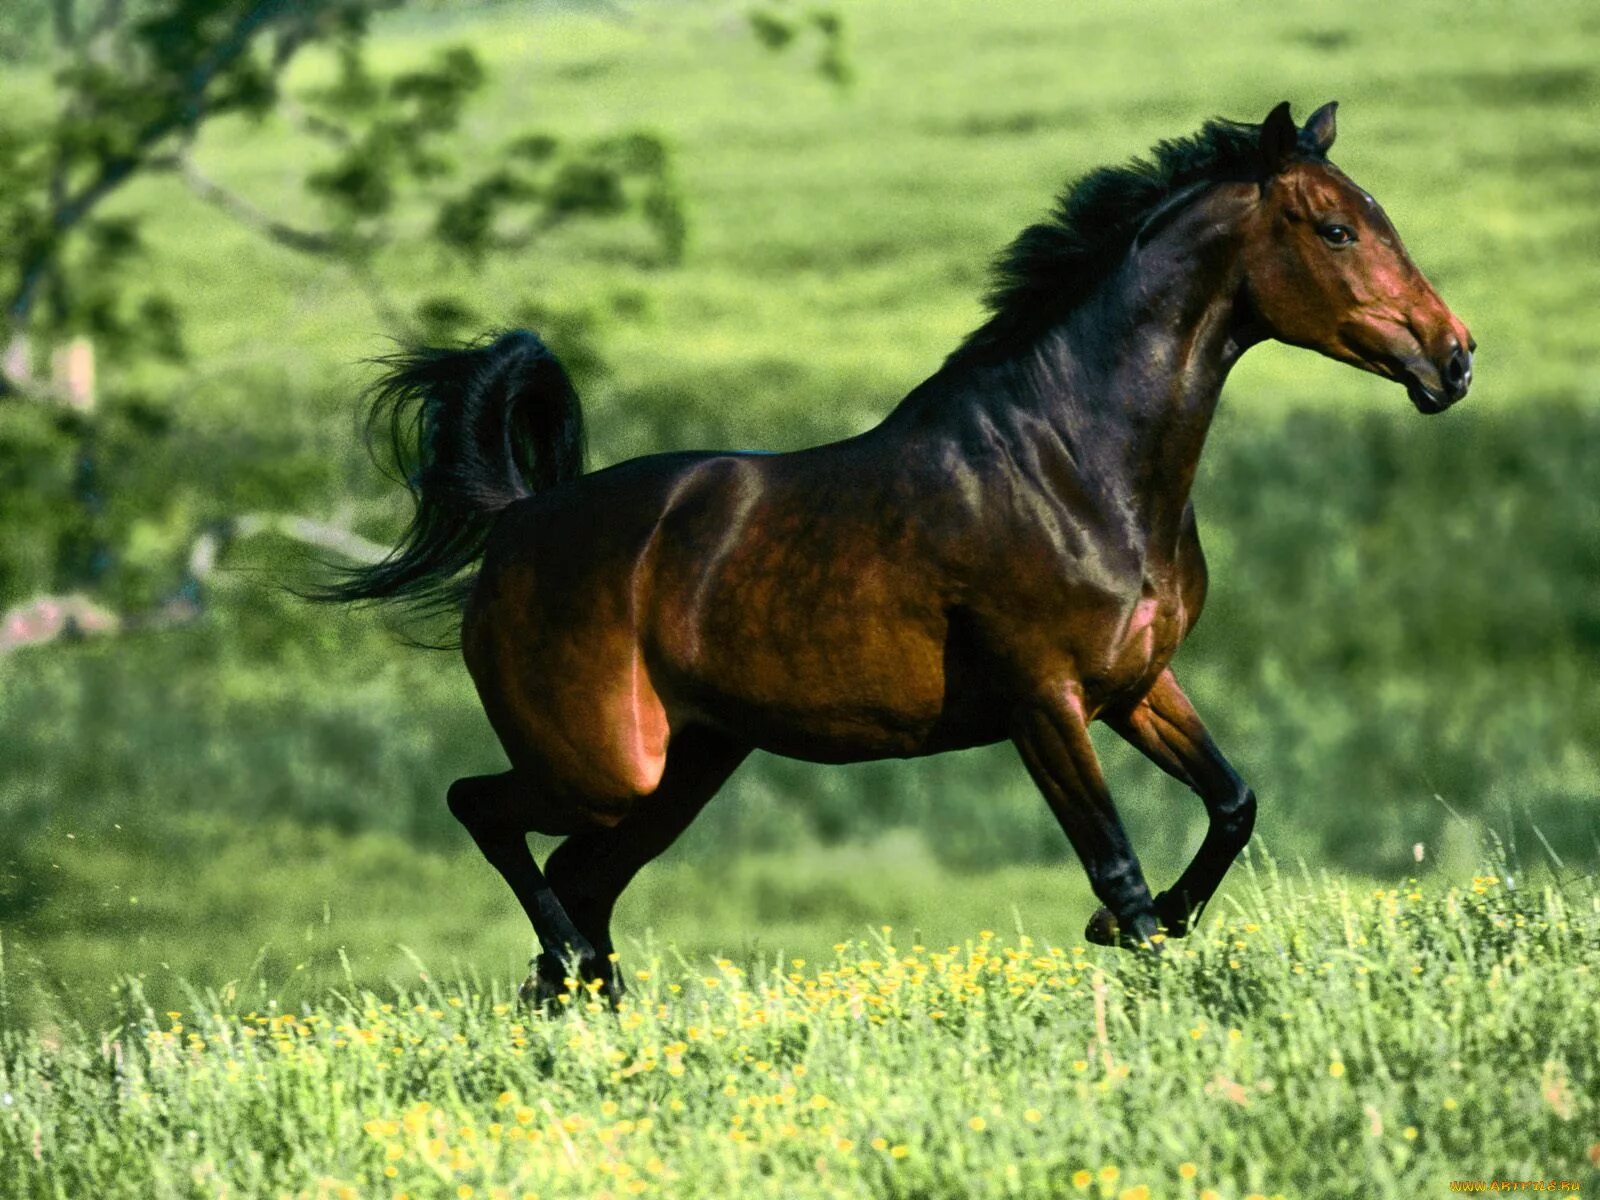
[
  {"left": 546, "top": 161, "right": 627, "bottom": 218},
  {"left": 748, "top": 10, "right": 798, "bottom": 50},
  {"left": 412, "top": 295, "right": 479, "bottom": 345},
  {"left": 508, "top": 133, "right": 561, "bottom": 163},
  {"left": 307, "top": 151, "right": 394, "bottom": 219}
]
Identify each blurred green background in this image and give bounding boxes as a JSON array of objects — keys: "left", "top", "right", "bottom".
[{"left": 1, "top": 0, "right": 1596, "bottom": 1029}]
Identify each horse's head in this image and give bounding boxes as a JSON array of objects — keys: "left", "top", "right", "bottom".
[{"left": 1239, "top": 101, "right": 1474, "bottom": 414}]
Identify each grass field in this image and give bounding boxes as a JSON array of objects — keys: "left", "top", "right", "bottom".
[
  {"left": 2, "top": 2, "right": 1599, "bottom": 1190},
  {"left": 4, "top": 853, "right": 1597, "bottom": 1199}
]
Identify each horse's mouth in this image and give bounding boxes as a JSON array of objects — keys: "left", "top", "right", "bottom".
[
  {"left": 1350, "top": 341, "right": 1459, "bottom": 415},
  {"left": 1407, "top": 381, "right": 1453, "bottom": 415}
]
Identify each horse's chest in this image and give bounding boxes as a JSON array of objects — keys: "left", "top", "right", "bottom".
[{"left": 1083, "top": 582, "right": 1189, "bottom": 705}]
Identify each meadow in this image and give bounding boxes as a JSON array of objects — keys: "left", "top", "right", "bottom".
[
  {"left": 1, "top": 0, "right": 1598, "bottom": 1192},
  {"left": 4, "top": 853, "right": 1598, "bottom": 1199}
]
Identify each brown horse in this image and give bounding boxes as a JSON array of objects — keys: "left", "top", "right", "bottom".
[{"left": 321, "top": 101, "right": 1473, "bottom": 1000}]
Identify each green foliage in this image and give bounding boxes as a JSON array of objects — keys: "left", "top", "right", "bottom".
[
  {"left": 303, "top": 45, "right": 485, "bottom": 219},
  {"left": 0, "top": 0, "right": 702, "bottom": 601},
  {"left": 749, "top": 3, "right": 853, "bottom": 86},
  {"left": 0, "top": 0, "right": 688, "bottom": 357},
  {"left": 0, "top": 404, "right": 80, "bottom": 596},
  {"left": 0, "top": 1, "right": 48, "bottom": 61},
  {"left": 429, "top": 129, "right": 686, "bottom": 272},
  {"left": 0, "top": 1, "right": 366, "bottom": 351},
  {"left": 2, "top": 856, "right": 1597, "bottom": 1198},
  {"left": 289, "top": 30, "right": 690, "bottom": 343}
]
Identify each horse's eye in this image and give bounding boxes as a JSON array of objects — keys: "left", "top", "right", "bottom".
[{"left": 1320, "top": 224, "right": 1356, "bottom": 246}]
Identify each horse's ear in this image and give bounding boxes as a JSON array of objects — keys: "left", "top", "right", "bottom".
[
  {"left": 1259, "top": 101, "right": 1298, "bottom": 174},
  {"left": 1302, "top": 100, "right": 1338, "bottom": 156}
]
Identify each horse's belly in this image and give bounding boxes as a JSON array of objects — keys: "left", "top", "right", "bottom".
[
  {"left": 664, "top": 637, "right": 963, "bottom": 761},
  {"left": 696, "top": 699, "right": 1006, "bottom": 763},
  {"left": 650, "top": 519, "right": 977, "bottom": 757}
]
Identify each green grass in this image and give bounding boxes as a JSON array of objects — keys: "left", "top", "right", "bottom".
[
  {"left": 2, "top": 818, "right": 1116, "bottom": 1032},
  {"left": 3, "top": 855, "right": 1596, "bottom": 1199}
]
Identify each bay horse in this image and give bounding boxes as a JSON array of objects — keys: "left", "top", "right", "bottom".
[{"left": 320, "top": 101, "right": 1473, "bottom": 1000}]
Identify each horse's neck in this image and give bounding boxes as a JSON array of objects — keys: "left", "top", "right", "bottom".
[{"left": 969, "top": 206, "right": 1253, "bottom": 541}]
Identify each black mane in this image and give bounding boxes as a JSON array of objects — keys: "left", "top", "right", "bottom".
[{"left": 952, "top": 114, "right": 1322, "bottom": 362}]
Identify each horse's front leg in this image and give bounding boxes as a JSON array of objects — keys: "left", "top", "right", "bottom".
[
  {"left": 1103, "top": 668, "right": 1256, "bottom": 937},
  {"left": 1012, "top": 685, "right": 1162, "bottom": 951}
]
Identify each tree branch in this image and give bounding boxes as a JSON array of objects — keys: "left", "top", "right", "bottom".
[
  {"left": 0, "top": 510, "right": 386, "bottom": 654},
  {"left": 162, "top": 149, "right": 343, "bottom": 256},
  {"left": 279, "top": 94, "right": 355, "bottom": 148},
  {"left": 5, "top": 0, "right": 301, "bottom": 333},
  {"left": 346, "top": 256, "right": 415, "bottom": 340},
  {"left": 149, "top": 144, "right": 414, "bottom": 337},
  {"left": 228, "top": 512, "right": 386, "bottom": 565}
]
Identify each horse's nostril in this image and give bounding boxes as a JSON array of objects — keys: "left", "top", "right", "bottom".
[{"left": 1443, "top": 344, "right": 1472, "bottom": 399}]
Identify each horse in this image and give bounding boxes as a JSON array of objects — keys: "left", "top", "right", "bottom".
[{"left": 318, "top": 100, "right": 1473, "bottom": 1001}]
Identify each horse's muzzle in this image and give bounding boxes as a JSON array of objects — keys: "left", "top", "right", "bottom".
[{"left": 1407, "top": 339, "right": 1474, "bottom": 414}]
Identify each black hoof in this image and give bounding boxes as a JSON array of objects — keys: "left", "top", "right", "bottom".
[
  {"left": 1152, "top": 891, "right": 1200, "bottom": 939},
  {"left": 518, "top": 952, "right": 625, "bottom": 1010},
  {"left": 1085, "top": 905, "right": 1121, "bottom": 947},
  {"left": 1085, "top": 906, "right": 1165, "bottom": 953}
]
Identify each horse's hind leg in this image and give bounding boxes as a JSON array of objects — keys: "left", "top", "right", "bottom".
[
  {"left": 544, "top": 728, "right": 749, "bottom": 992},
  {"left": 1012, "top": 686, "right": 1162, "bottom": 950},
  {"left": 1103, "top": 668, "right": 1255, "bottom": 937},
  {"left": 446, "top": 772, "right": 599, "bottom": 1004}
]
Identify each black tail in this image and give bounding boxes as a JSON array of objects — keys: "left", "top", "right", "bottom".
[{"left": 312, "top": 329, "right": 585, "bottom": 618}]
